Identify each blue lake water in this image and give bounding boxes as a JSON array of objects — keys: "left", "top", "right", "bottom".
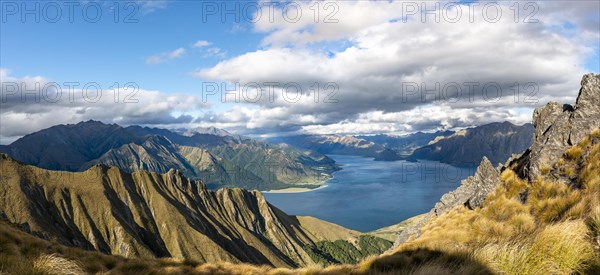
[{"left": 264, "top": 155, "right": 475, "bottom": 232}]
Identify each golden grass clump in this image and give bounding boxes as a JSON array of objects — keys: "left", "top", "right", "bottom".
[
  {"left": 33, "top": 254, "right": 85, "bottom": 275},
  {"left": 497, "top": 169, "right": 528, "bottom": 199},
  {"left": 476, "top": 221, "right": 594, "bottom": 275},
  {"left": 591, "top": 128, "right": 600, "bottom": 138},
  {"left": 565, "top": 145, "right": 584, "bottom": 160}
]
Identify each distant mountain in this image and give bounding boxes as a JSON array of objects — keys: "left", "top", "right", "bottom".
[
  {"left": 408, "top": 122, "right": 534, "bottom": 166},
  {"left": 357, "top": 130, "right": 454, "bottom": 156},
  {"left": 0, "top": 154, "right": 390, "bottom": 268},
  {"left": 268, "top": 135, "right": 385, "bottom": 157},
  {"left": 373, "top": 148, "right": 403, "bottom": 161},
  {"left": 179, "top": 126, "right": 234, "bottom": 137},
  {"left": 0, "top": 121, "right": 338, "bottom": 191}
]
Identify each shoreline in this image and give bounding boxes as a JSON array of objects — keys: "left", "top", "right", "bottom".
[{"left": 262, "top": 184, "right": 329, "bottom": 194}]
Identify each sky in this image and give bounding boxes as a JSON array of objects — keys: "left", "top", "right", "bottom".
[{"left": 1, "top": 0, "right": 599, "bottom": 144}]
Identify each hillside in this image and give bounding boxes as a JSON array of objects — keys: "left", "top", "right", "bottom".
[
  {"left": 0, "top": 122, "right": 339, "bottom": 191},
  {"left": 0, "top": 154, "right": 389, "bottom": 271},
  {"left": 408, "top": 122, "right": 534, "bottom": 166}
]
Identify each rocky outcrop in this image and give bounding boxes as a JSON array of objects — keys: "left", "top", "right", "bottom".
[
  {"left": 435, "top": 157, "right": 500, "bottom": 212},
  {"left": 394, "top": 157, "right": 500, "bottom": 245},
  {"left": 525, "top": 74, "right": 600, "bottom": 180}
]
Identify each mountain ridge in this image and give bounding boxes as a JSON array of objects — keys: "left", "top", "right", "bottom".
[{"left": 0, "top": 122, "right": 339, "bottom": 191}]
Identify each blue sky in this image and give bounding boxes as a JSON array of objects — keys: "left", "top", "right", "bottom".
[
  {"left": 1, "top": 1, "right": 263, "bottom": 92},
  {"left": 1, "top": 1, "right": 599, "bottom": 143}
]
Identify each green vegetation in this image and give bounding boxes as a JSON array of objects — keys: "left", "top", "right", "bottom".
[{"left": 304, "top": 236, "right": 392, "bottom": 265}]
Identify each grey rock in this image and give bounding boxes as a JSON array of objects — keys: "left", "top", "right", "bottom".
[
  {"left": 434, "top": 157, "right": 500, "bottom": 213},
  {"left": 526, "top": 73, "right": 600, "bottom": 180}
]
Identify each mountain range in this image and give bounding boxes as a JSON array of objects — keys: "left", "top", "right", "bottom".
[
  {"left": 407, "top": 122, "right": 534, "bottom": 166},
  {"left": 0, "top": 121, "right": 339, "bottom": 191},
  {"left": 270, "top": 122, "right": 533, "bottom": 166}
]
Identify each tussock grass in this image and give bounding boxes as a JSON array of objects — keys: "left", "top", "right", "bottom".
[
  {"left": 476, "top": 220, "right": 594, "bottom": 275},
  {"left": 33, "top": 254, "right": 85, "bottom": 275},
  {"left": 565, "top": 145, "right": 584, "bottom": 160}
]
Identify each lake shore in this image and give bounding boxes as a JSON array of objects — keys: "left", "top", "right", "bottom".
[{"left": 262, "top": 184, "right": 329, "bottom": 194}]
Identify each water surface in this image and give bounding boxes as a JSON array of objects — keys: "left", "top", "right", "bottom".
[{"left": 264, "top": 155, "right": 475, "bottom": 232}]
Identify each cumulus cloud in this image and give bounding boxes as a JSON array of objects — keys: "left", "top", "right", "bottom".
[
  {"left": 195, "top": 1, "right": 597, "bottom": 136},
  {"left": 145, "top": 47, "right": 186, "bottom": 65}
]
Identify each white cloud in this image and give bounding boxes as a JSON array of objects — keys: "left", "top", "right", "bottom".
[
  {"left": 195, "top": 1, "right": 596, "bottom": 135},
  {"left": 145, "top": 47, "right": 186, "bottom": 65},
  {"left": 193, "top": 40, "right": 211, "bottom": 48}
]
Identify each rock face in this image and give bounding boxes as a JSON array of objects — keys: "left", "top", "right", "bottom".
[
  {"left": 525, "top": 74, "right": 600, "bottom": 180},
  {"left": 0, "top": 154, "right": 387, "bottom": 268},
  {"left": 393, "top": 157, "right": 500, "bottom": 245}
]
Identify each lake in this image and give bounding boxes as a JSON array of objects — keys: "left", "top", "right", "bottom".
[{"left": 263, "top": 155, "right": 475, "bottom": 232}]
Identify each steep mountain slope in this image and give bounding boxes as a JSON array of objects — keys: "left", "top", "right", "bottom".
[
  {"left": 0, "top": 154, "right": 390, "bottom": 269},
  {"left": 0, "top": 121, "right": 141, "bottom": 171},
  {"left": 408, "top": 122, "right": 534, "bottom": 166},
  {"left": 0, "top": 123, "right": 338, "bottom": 191}
]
